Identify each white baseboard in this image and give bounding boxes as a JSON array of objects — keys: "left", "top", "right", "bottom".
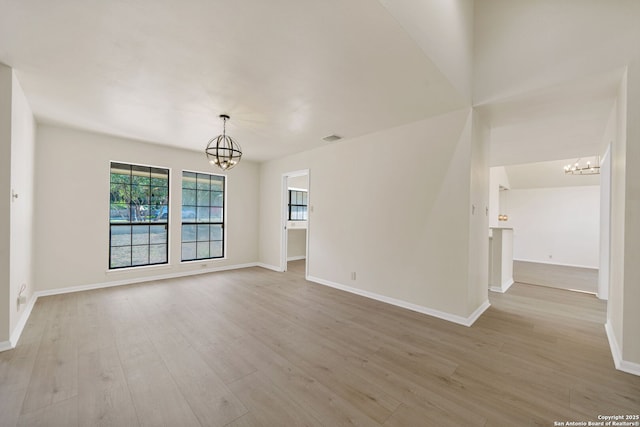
[
  {"left": 35, "top": 262, "right": 259, "bottom": 298},
  {"left": 0, "top": 262, "right": 258, "bottom": 352},
  {"left": 605, "top": 321, "right": 640, "bottom": 376},
  {"left": 257, "top": 263, "right": 283, "bottom": 272},
  {"left": 9, "top": 294, "right": 37, "bottom": 348},
  {"left": 287, "top": 256, "right": 306, "bottom": 261},
  {"left": 489, "top": 278, "right": 514, "bottom": 294},
  {"left": 0, "top": 293, "right": 38, "bottom": 352},
  {"left": 307, "top": 275, "right": 490, "bottom": 327}
]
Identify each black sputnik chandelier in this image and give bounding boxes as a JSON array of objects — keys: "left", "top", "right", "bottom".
[{"left": 205, "top": 114, "right": 242, "bottom": 171}]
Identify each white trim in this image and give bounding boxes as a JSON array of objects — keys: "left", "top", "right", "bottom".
[
  {"left": 513, "top": 258, "right": 598, "bottom": 270},
  {"left": 307, "top": 276, "right": 490, "bottom": 327},
  {"left": 36, "top": 263, "right": 258, "bottom": 298},
  {"left": 0, "top": 340, "right": 11, "bottom": 352},
  {"left": 257, "top": 263, "right": 283, "bottom": 272},
  {"left": 9, "top": 294, "right": 37, "bottom": 348},
  {"left": 489, "top": 278, "right": 514, "bottom": 293},
  {"left": 287, "top": 256, "right": 306, "bottom": 262},
  {"left": 605, "top": 322, "right": 640, "bottom": 377}
]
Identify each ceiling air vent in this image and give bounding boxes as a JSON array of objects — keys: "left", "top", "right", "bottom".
[{"left": 322, "top": 134, "right": 342, "bottom": 142}]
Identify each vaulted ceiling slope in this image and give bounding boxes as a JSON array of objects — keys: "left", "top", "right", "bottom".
[
  {"left": 0, "top": 0, "right": 468, "bottom": 161},
  {"left": 2, "top": 1, "right": 639, "bottom": 165},
  {"left": 474, "top": 0, "right": 640, "bottom": 166}
]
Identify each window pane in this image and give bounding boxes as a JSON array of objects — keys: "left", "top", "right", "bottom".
[
  {"left": 210, "top": 241, "right": 223, "bottom": 258},
  {"left": 131, "top": 225, "right": 149, "bottom": 245},
  {"left": 210, "top": 207, "right": 223, "bottom": 223},
  {"left": 150, "top": 167, "right": 169, "bottom": 185},
  {"left": 196, "top": 173, "right": 210, "bottom": 190},
  {"left": 150, "top": 225, "right": 167, "bottom": 244},
  {"left": 182, "top": 242, "right": 196, "bottom": 260},
  {"left": 196, "top": 207, "right": 210, "bottom": 222},
  {"left": 151, "top": 187, "right": 168, "bottom": 205},
  {"left": 197, "top": 224, "right": 209, "bottom": 242},
  {"left": 149, "top": 244, "right": 167, "bottom": 264},
  {"left": 182, "top": 189, "right": 197, "bottom": 206},
  {"left": 130, "top": 206, "right": 147, "bottom": 223},
  {"left": 210, "top": 176, "right": 224, "bottom": 192},
  {"left": 132, "top": 165, "right": 150, "bottom": 185},
  {"left": 211, "top": 191, "right": 224, "bottom": 207},
  {"left": 182, "top": 224, "right": 197, "bottom": 242},
  {"left": 110, "top": 183, "right": 129, "bottom": 205},
  {"left": 302, "top": 192, "right": 307, "bottom": 204},
  {"left": 196, "top": 190, "right": 210, "bottom": 206},
  {"left": 182, "top": 206, "right": 196, "bottom": 222},
  {"left": 132, "top": 246, "right": 149, "bottom": 266},
  {"left": 197, "top": 241, "right": 209, "bottom": 259},
  {"left": 110, "top": 163, "right": 131, "bottom": 183},
  {"left": 110, "top": 225, "right": 131, "bottom": 247},
  {"left": 210, "top": 224, "right": 223, "bottom": 241},
  {"left": 131, "top": 185, "right": 150, "bottom": 205},
  {"left": 110, "top": 203, "right": 129, "bottom": 222},
  {"left": 183, "top": 172, "right": 197, "bottom": 189},
  {"left": 110, "top": 246, "right": 131, "bottom": 268},
  {"left": 153, "top": 205, "right": 168, "bottom": 222}
]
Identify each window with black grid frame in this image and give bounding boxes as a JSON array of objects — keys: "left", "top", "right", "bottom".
[
  {"left": 288, "top": 189, "right": 308, "bottom": 221},
  {"left": 109, "top": 162, "right": 169, "bottom": 269},
  {"left": 181, "top": 171, "right": 225, "bottom": 261}
]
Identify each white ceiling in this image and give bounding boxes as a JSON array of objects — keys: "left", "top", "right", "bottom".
[
  {"left": 0, "top": 0, "right": 466, "bottom": 162},
  {"left": 503, "top": 158, "right": 601, "bottom": 190},
  {"left": 478, "top": 69, "right": 621, "bottom": 166},
  {"left": 474, "top": 0, "right": 640, "bottom": 167},
  {"left": 1, "top": 1, "right": 639, "bottom": 166}
]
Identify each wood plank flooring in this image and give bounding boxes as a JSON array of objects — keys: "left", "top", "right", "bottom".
[{"left": 1, "top": 260, "right": 638, "bottom": 426}]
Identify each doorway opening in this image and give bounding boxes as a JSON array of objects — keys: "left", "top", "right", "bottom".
[{"left": 281, "top": 170, "right": 310, "bottom": 278}]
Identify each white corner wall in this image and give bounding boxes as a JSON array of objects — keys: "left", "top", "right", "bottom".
[
  {"left": 9, "top": 72, "right": 36, "bottom": 342},
  {"left": 607, "top": 69, "right": 627, "bottom": 360},
  {"left": 33, "top": 124, "right": 260, "bottom": 293},
  {"left": 260, "top": 108, "right": 488, "bottom": 323},
  {"left": 620, "top": 59, "right": 640, "bottom": 370},
  {"left": 505, "top": 186, "right": 600, "bottom": 268},
  {"left": 0, "top": 64, "right": 12, "bottom": 345}
]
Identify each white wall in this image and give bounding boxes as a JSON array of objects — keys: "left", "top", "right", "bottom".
[
  {"left": 0, "top": 64, "right": 12, "bottom": 344},
  {"left": 33, "top": 124, "right": 260, "bottom": 292},
  {"left": 260, "top": 108, "right": 488, "bottom": 322},
  {"left": 621, "top": 60, "right": 640, "bottom": 367},
  {"left": 608, "top": 70, "right": 627, "bottom": 359},
  {"left": 505, "top": 186, "right": 600, "bottom": 268},
  {"left": 467, "top": 110, "right": 490, "bottom": 312},
  {"left": 287, "top": 229, "right": 306, "bottom": 260},
  {"left": 9, "top": 72, "right": 36, "bottom": 339}
]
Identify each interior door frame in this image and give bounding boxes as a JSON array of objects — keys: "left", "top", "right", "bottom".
[{"left": 281, "top": 169, "right": 310, "bottom": 277}]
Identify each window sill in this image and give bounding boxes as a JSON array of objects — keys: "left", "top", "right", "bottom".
[
  {"left": 106, "top": 264, "right": 172, "bottom": 275},
  {"left": 180, "top": 257, "right": 228, "bottom": 265}
]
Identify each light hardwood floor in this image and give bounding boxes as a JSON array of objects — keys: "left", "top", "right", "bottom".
[{"left": 1, "top": 261, "right": 638, "bottom": 426}]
